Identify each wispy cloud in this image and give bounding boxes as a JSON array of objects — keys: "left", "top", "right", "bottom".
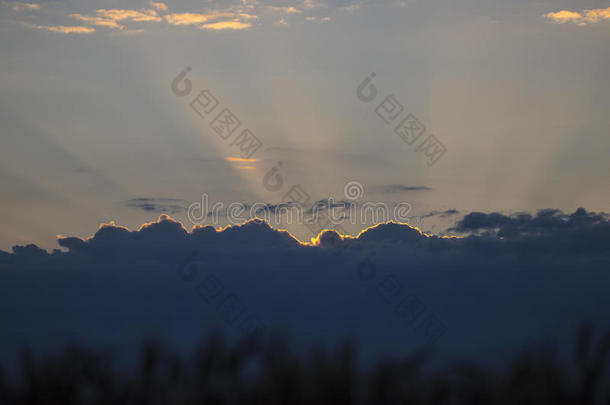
[
  {"left": 95, "top": 9, "right": 161, "bottom": 23},
  {"left": 69, "top": 14, "right": 125, "bottom": 30},
  {"left": 201, "top": 20, "right": 252, "bottom": 30},
  {"left": 149, "top": 2, "right": 168, "bottom": 12},
  {"left": 17, "top": 0, "right": 334, "bottom": 35},
  {"left": 303, "top": 0, "right": 327, "bottom": 10},
  {"left": 422, "top": 209, "right": 459, "bottom": 219},
  {"left": 68, "top": 8, "right": 161, "bottom": 31},
  {"left": 36, "top": 25, "right": 95, "bottom": 34},
  {"left": 12, "top": 2, "right": 39, "bottom": 12},
  {"left": 224, "top": 157, "right": 259, "bottom": 163},
  {"left": 165, "top": 12, "right": 233, "bottom": 25},
  {"left": 544, "top": 7, "right": 610, "bottom": 25},
  {"left": 375, "top": 184, "right": 432, "bottom": 193},
  {"left": 125, "top": 198, "right": 185, "bottom": 214},
  {"left": 238, "top": 12, "right": 258, "bottom": 20},
  {"left": 269, "top": 6, "right": 302, "bottom": 14}
]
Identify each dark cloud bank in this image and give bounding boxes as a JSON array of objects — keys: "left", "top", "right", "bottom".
[{"left": 1, "top": 208, "right": 609, "bottom": 371}]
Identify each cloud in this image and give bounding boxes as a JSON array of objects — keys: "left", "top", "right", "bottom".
[
  {"left": 95, "top": 8, "right": 161, "bottom": 23},
  {"left": 376, "top": 184, "right": 432, "bottom": 193},
  {"left": 304, "top": 199, "right": 354, "bottom": 215},
  {"left": 11, "top": 2, "right": 39, "bottom": 12},
  {"left": 165, "top": 12, "right": 222, "bottom": 25},
  {"left": 422, "top": 209, "right": 459, "bottom": 218},
  {"left": 239, "top": 12, "right": 258, "bottom": 20},
  {"left": 10, "top": 0, "right": 346, "bottom": 34},
  {"left": 125, "top": 198, "right": 186, "bottom": 214},
  {"left": 149, "top": 1, "right": 168, "bottom": 11},
  {"left": 284, "top": 7, "right": 302, "bottom": 14},
  {"left": 269, "top": 6, "right": 302, "bottom": 14},
  {"left": 201, "top": 20, "right": 252, "bottom": 30},
  {"left": 69, "top": 14, "right": 125, "bottom": 30},
  {"left": 449, "top": 208, "right": 610, "bottom": 255},
  {"left": 252, "top": 202, "right": 297, "bottom": 215},
  {"left": 224, "top": 157, "right": 259, "bottom": 163},
  {"left": 343, "top": 3, "right": 362, "bottom": 12},
  {"left": 544, "top": 7, "right": 610, "bottom": 25},
  {"left": 2, "top": 208, "right": 610, "bottom": 369},
  {"left": 36, "top": 25, "right": 95, "bottom": 34},
  {"left": 68, "top": 8, "right": 162, "bottom": 31},
  {"left": 303, "top": 0, "right": 327, "bottom": 9}
]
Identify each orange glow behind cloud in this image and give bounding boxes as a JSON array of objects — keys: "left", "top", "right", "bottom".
[{"left": 224, "top": 157, "right": 259, "bottom": 162}]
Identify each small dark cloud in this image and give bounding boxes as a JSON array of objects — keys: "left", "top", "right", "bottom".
[
  {"left": 450, "top": 207, "right": 609, "bottom": 238},
  {"left": 304, "top": 199, "right": 354, "bottom": 214},
  {"left": 253, "top": 202, "right": 296, "bottom": 215},
  {"left": 376, "top": 184, "right": 432, "bottom": 193},
  {"left": 125, "top": 198, "right": 185, "bottom": 214},
  {"left": 423, "top": 209, "right": 459, "bottom": 218}
]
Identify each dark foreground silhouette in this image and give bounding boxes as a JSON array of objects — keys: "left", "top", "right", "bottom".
[{"left": 1, "top": 323, "right": 609, "bottom": 405}]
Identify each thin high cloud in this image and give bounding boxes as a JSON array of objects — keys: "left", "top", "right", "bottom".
[
  {"left": 544, "top": 6, "right": 610, "bottom": 25},
  {"left": 149, "top": 2, "right": 168, "bottom": 11},
  {"left": 8, "top": 0, "right": 358, "bottom": 34},
  {"left": 201, "top": 20, "right": 253, "bottom": 30},
  {"left": 125, "top": 198, "right": 186, "bottom": 214},
  {"left": 165, "top": 12, "right": 234, "bottom": 26},
  {"left": 422, "top": 209, "right": 458, "bottom": 219},
  {"left": 11, "top": 2, "right": 39, "bottom": 12},
  {"left": 375, "top": 184, "right": 432, "bottom": 193},
  {"left": 69, "top": 8, "right": 161, "bottom": 31},
  {"left": 36, "top": 25, "right": 95, "bottom": 34},
  {"left": 44, "top": 4, "right": 254, "bottom": 33}
]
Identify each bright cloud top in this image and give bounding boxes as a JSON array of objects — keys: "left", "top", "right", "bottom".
[{"left": 544, "top": 6, "right": 610, "bottom": 25}]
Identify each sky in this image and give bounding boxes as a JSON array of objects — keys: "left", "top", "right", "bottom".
[
  {"left": 1, "top": 0, "right": 609, "bottom": 249},
  {"left": 1, "top": 0, "right": 610, "bottom": 372}
]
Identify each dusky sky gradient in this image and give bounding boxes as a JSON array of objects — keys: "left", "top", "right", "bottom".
[{"left": 2, "top": 0, "right": 610, "bottom": 249}]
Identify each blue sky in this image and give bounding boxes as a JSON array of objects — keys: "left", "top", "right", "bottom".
[{"left": 1, "top": 0, "right": 610, "bottom": 249}]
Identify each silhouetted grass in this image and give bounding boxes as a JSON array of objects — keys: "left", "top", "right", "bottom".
[{"left": 1, "top": 322, "right": 609, "bottom": 404}]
